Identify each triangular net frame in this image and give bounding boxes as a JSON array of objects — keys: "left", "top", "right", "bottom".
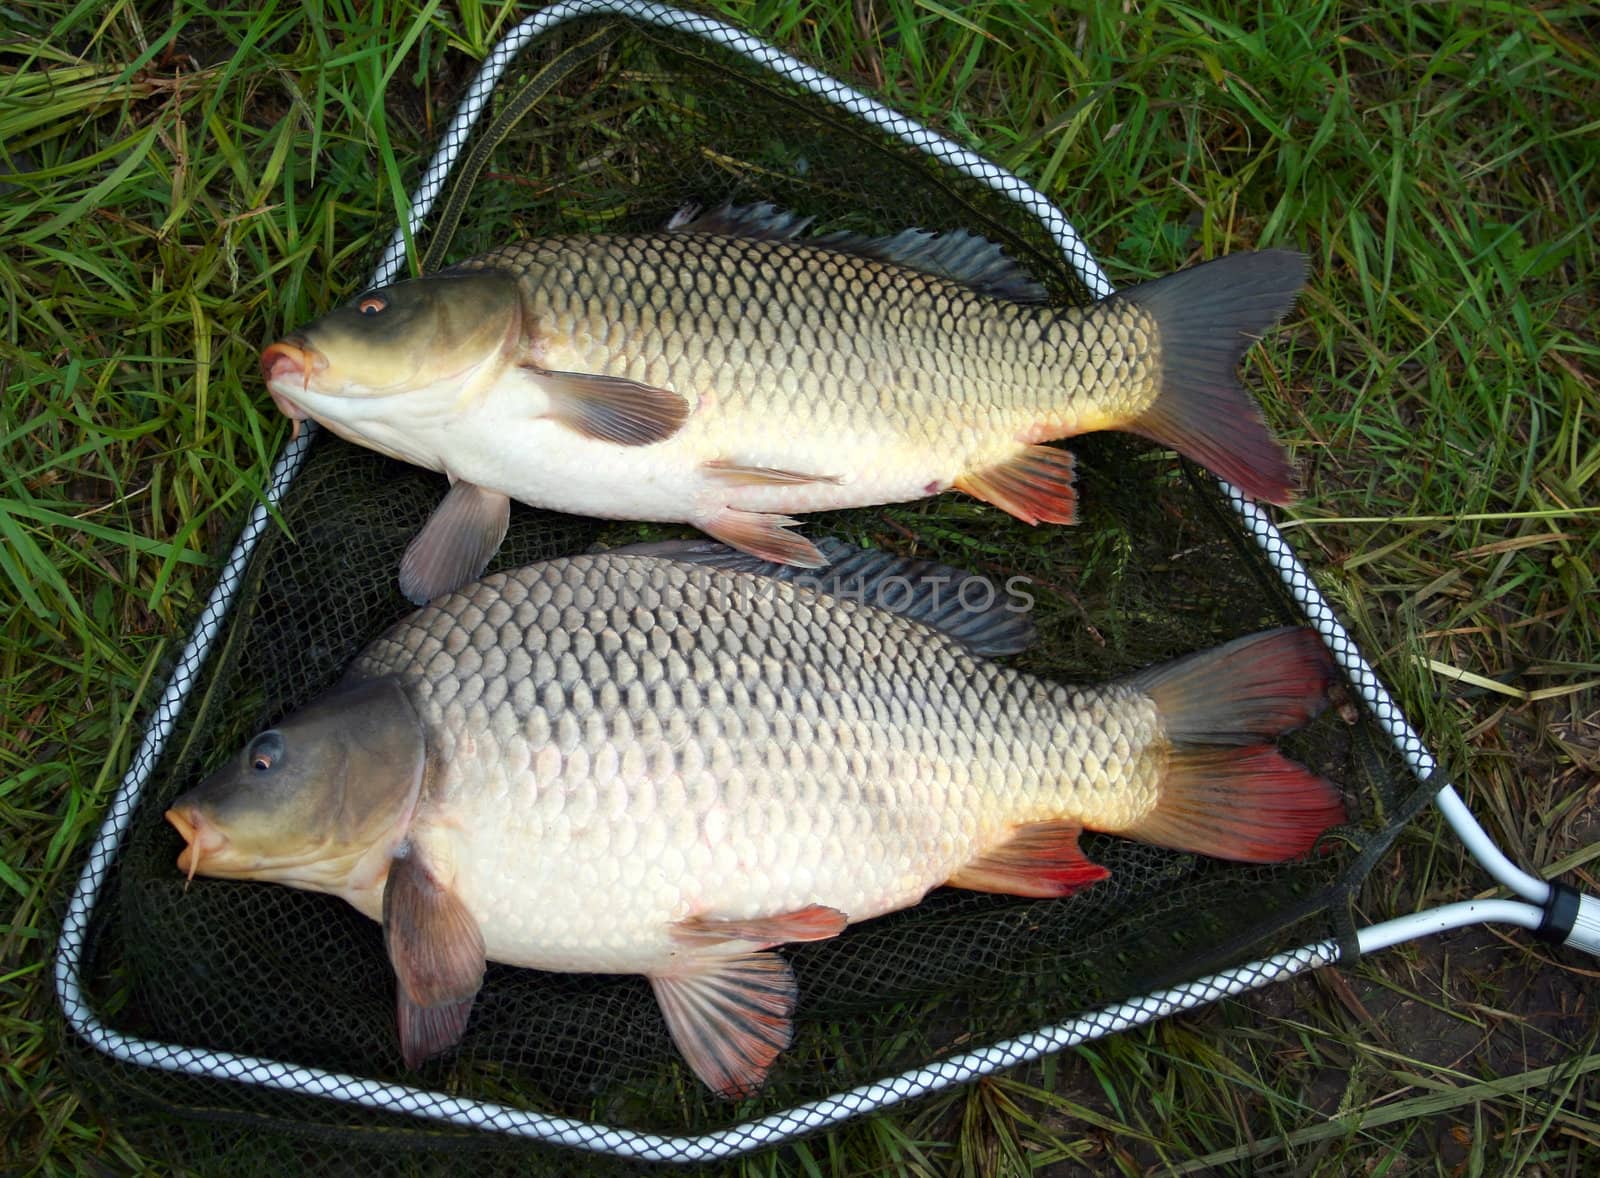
[{"left": 55, "top": 2, "right": 1598, "bottom": 1170}]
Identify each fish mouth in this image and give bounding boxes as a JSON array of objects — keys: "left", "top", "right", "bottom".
[
  {"left": 166, "top": 804, "right": 231, "bottom": 885},
  {"left": 260, "top": 336, "right": 326, "bottom": 440}
]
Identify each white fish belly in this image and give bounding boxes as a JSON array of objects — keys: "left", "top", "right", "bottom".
[
  {"left": 432, "top": 367, "right": 967, "bottom": 523},
  {"left": 427, "top": 742, "right": 1002, "bottom": 977}
]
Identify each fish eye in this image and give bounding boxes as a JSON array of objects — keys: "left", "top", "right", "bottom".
[
  {"left": 248, "top": 731, "right": 285, "bottom": 772},
  {"left": 357, "top": 293, "right": 388, "bottom": 315}
]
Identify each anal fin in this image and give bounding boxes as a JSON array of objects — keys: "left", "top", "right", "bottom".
[
  {"left": 649, "top": 950, "right": 798, "bottom": 1099},
  {"left": 383, "top": 848, "right": 486, "bottom": 1069},
  {"left": 954, "top": 444, "right": 1077, "bottom": 525},
  {"left": 948, "top": 819, "right": 1109, "bottom": 898},
  {"left": 398, "top": 480, "right": 510, "bottom": 605},
  {"left": 697, "top": 507, "right": 824, "bottom": 568}
]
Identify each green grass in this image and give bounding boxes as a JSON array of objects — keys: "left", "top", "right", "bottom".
[{"left": 4, "top": 0, "right": 1597, "bottom": 1173}]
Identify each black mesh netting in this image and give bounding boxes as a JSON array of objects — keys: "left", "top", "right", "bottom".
[{"left": 63, "top": 10, "right": 1422, "bottom": 1172}]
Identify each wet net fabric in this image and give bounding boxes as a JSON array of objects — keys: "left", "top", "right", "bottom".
[{"left": 61, "top": 7, "right": 1425, "bottom": 1169}]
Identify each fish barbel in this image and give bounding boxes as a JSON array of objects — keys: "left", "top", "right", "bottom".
[
  {"left": 260, "top": 204, "right": 1308, "bottom": 603},
  {"left": 167, "top": 542, "right": 1346, "bottom": 1097}
]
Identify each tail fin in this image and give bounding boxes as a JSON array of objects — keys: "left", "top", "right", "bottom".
[
  {"left": 1118, "top": 250, "right": 1306, "bottom": 505},
  {"left": 1121, "top": 628, "right": 1346, "bottom": 862}
]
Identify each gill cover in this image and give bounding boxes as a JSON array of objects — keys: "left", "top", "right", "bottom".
[{"left": 166, "top": 677, "right": 427, "bottom": 889}]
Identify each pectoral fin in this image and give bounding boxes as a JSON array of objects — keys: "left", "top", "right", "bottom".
[
  {"left": 696, "top": 507, "right": 824, "bottom": 568},
  {"left": 397, "top": 481, "right": 511, "bottom": 605},
  {"left": 948, "top": 820, "right": 1110, "bottom": 898},
  {"left": 530, "top": 367, "right": 690, "bottom": 446},
  {"left": 383, "top": 848, "right": 486, "bottom": 1069},
  {"left": 954, "top": 444, "right": 1078, "bottom": 525},
  {"left": 649, "top": 950, "right": 799, "bottom": 1099}
]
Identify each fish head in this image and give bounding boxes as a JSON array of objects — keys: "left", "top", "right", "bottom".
[
  {"left": 166, "top": 678, "right": 428, "bottom": 895},
  {"left": 260, "top": 269, "right": 525, "bottom": 435}
]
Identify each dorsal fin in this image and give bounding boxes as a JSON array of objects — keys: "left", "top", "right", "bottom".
[
  {"left": 810, "top": 225, "right": 1049, "bottom": 303},
  {"left": 611, "top": 538, "right": 1036, "bottom": 658},
  {"left": 665, "top": 200, "right": 1049, "bottom": 304},
  {"left": 665, "top": 201, "right": 816, "bottom": 241}
]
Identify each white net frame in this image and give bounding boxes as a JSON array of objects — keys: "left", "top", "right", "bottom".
[{"left": 53, "top": 0, "right": 1600, "bottom": 1164}]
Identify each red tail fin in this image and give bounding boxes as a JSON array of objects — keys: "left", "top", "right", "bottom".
[
  {"left": 1117, "top": 250, "right": 1306, "bottom": 505},
  {"left": 1122, "top": 628, "right": 1346, "bottom": 862}
]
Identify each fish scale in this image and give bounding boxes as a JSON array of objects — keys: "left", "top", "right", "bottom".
[
  {"left": 169, "top": 544, "right": 1342, "bottom": 1094},
  {"left": 464, "top": 233, "right": 1146, "bottom": 441},
  {"left": 347, "top": 554, "right": 1153, "bottom": 970},
  {"left": 261, "top": 206, "right": 1304, "bottom": 597}
]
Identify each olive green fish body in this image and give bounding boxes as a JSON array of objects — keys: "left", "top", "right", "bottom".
[{"left": 470, "top": 232, "right": 1158, "bottom": 470}]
